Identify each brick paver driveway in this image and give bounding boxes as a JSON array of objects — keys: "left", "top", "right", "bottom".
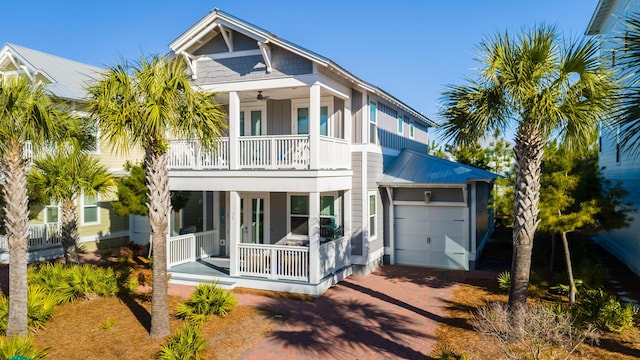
[{"left": 239, "top": 265, "right": 477, "bottom": 360}]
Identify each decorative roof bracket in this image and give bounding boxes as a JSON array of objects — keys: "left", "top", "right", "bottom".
[
  {"left": 258, "top": 42, "right": 272, "bottom": 73},
  {"left": 179, "top": 51, "right": 197, "bottom": 80},
  {"left": 218, "top": 24, "right": 233, "bottom": 52}
]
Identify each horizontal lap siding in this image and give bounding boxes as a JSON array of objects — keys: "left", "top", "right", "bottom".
[
  {"left": 351, "top": 152, "right": 363, "bottom": 255},
  {"left": 267, "top": 99, "right": 292, "bottom": 135},
  {"left": 367, "top": 152, "right": 383, "bottom": 253},
  {"left": 270, "top": 192, "right": 287, "bottom": 244}
]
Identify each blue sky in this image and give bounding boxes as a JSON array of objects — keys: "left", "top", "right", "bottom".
[{"left": 2, "top": 0, "right": 599, "bottom": 129}]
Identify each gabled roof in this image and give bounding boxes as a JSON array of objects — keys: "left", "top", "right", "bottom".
[
  {"left": 379, "top": 149, "right": 498, "bottom": 186},
  {"left": 0, "top": 43, "right": 102, "bottom": 101},
  {"left": 585, "top": 0, "right": 618, "bottom": 35},
  {"left": 170, "top": 8, "right": 436, "bottom": 128}
]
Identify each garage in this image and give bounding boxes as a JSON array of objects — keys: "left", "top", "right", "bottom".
[
  {"left": 394, "top": 204, "right": 468, "bottom": 270},
  {"left": 379, "top": 149, "right": 498, "bottom": 271}
]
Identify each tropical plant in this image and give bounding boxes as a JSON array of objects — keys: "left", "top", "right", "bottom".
[
  {"left": 0, "top": 286, "right": 61, "bottom": 334},
  {"left": 0, "top": 75, "right": 72, "bottom": 336},
  {"left": 158, "top": 323, "right": 206, "bottom": 360},
  {"left": 86, "top": 55, "right": 226, "bottom": 337},
  {"left": 577, "top": 289, "right": 637, "bottom": 333},
  {"left": 28, "top": 146, "right": 114, "bottom": 263},
  {"left": 0, "top": 335, "right": 47, "bottom": 360},
  {"left": 176, "top": 283, "right": 236, "bottom": 324},
  {"left": 613, "top": 13, "right": 640, "bottom": 153},
  {"left": 27, "top": 262, "right": 118, "bottom": 303},
  {"left": 439, "top": 25, "right": 617, "bottom": 319}
]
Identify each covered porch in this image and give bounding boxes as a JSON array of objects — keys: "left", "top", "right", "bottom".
[{"left": 165, "top": 190, "right": 352, "bottom": 294}]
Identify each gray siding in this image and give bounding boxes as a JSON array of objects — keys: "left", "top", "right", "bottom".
[
  {"left": 194, "top": 31, "right": 259, "bottom": 55},
  {"left": 394, "top": 187, "right": 465, "bottom": 203},
  {"left": 333, "top": 97, "right": 344, "bottom": 139},
  {"left": 367, "top": 152, "right": 383, "bottom": 190},
  {"left": 351, "top": 90, "right": 363, "bottom": 144},
  {"left": 194, "top": 45, "right": 312, "bottom": 85},
  {"left": 369, "top": 95, "right": 429, "bottom": 153},
  {"left": 267, "top": 99, "right": 292, "bottom": 135},
  {"left": 351, "top": 152, "right": 363, "bottom": 255},
  {"left": 367, "top": 153, "right": 384, "bottom": 253},
  {"left": 270, "top": 192, "right": 287, "bottom": 244}
]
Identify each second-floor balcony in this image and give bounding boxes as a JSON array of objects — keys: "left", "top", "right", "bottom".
[{"left": 168, "top": 135, "right": 350, "bottom": 171}]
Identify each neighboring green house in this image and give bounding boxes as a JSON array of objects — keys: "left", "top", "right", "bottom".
[{"left": 0, "top": 43, "right": 138, "bottom": 262}]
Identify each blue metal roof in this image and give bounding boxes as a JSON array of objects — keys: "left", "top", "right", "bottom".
[{"left": 379, "top": 149, "right": 498, "bottom": 186}]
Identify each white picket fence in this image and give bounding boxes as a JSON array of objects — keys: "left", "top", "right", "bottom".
[
  {"left": 0, "top": 224, "right": 61, "bottom": 251},
  {"left": 238, "top": 243, "right": 309, "bottom": 281}
]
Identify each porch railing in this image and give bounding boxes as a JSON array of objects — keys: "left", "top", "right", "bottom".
[
  {"left": 238, "top": 243, "right": 309, "bottom": 281},
  {"left": 168, "top": 139, "right": 229, "bottom": 169},
  {"left": 0, "top": 224, "right": 61, "bottom": 251},
  {"left": 167, "top": 230, "right": 219, "bottom": 268},
  {"left": 319, "top": 236, "right": 351, "bottom": 279},
  {"left": 319, "top": 136, "right": 350, "bottom": 169},
  {"left": 168, "top": 134, "right": 350, "bottom": 171}
]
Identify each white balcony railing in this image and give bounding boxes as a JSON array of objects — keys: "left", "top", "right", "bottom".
[
  {"left": 168, "top": 139, "right": 228, "bottom": 170},
  {"left": 319, "top": 236, "right": 351, "bottom": 279},
  {"left": 167, "top": 230, "right": 220, "bottom": 268},
  {"left": 168, "top": 135, "right": 349, "bottom": 171}
]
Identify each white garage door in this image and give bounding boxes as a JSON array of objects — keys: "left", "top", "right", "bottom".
[{"left": 394, "top": 205, "right": 468, "bottom": 270}]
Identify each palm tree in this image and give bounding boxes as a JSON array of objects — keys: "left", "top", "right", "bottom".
[
  {"left": 615, "top": 14, "right": 640, "bottom": 152},
  {"left": 439, "top": 26, "right": 616, "bottom": 315},
  {"left": 28, "top": 146, "right": 114, "bottom": 263},
  {"left": 86, "top": 55, "right": 226, "bottom": 337},
  {"left": 0, "top": 76, "right": 68, "bottom": 336}
]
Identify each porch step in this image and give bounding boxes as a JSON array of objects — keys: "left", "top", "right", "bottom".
[{"left": 168, "top": 272, "right": 237, "bottom": 290}]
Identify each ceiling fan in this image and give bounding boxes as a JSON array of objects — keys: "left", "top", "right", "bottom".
[{"left": 256, "top": 91, "right": 270, "bottom": 101}]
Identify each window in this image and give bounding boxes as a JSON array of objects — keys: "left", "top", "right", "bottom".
[
  {"left": 409, "top": 119, "right": 415, "bottom": 138},
  {"left": 45, "top": 200, "right": 59, "bottom": 224},
  {"left": 320, "top": 106, "right": 329, "bottom": 136},
  {"left": 297, "top": 108, "right": 309, "bottom": 135},
  {"left": 368, "top": 192, "right": 377, "bottom": 239},
  {"left": 240, "top": 111, "right": 245, "bottom": 136},
  {"left": 320, "top": 195, "right": 336, "bottom": 238},
  {"left": 369, "top": 101, "right": 377, "bottom": 144},
  {"left": 82, "top": 193, "right": 99, "bottom": 224},
  {"left": 289, "top": 195, "right": 309, "bottom": 236},
  {"left": 397, "top": 116, "right": 403, "bottom": 134},
  {"left": 250, "top": 110, "right": 262, "bottom": 136}
]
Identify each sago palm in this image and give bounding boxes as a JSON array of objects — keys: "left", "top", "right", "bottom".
[
  {"left": 439, "top": 25, "right": 616, "bottom": 315},
  {"left": 86, "top": 55, "right": 226, "bottom": 337},
  {"left": 28, "top": 146, "right": 114, "bottom": 264},
  {"left": 0, "top": 76, "right": 69, "bottom": 336}
]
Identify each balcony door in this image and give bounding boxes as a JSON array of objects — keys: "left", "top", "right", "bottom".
[
  {"left": 240, "top": 193, "right": 270, "bottom": 244},
  {"left": 240, "top": 106, "right": 266, "bottom": 136}
]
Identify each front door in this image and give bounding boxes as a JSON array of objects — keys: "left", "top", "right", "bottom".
[
  {"left": 240, "top": 107, "right": 265, "bottom": 136},
  {"left": 240, "top": 193, "right": 269, "bottom": 244}
]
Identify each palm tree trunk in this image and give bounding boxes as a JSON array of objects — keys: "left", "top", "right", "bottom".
[
  {"left": 508, "top": 125, "right": 545, "bottom": 313},
  {"left": 1, "top": 140, "right": 29, "bottom": 336},
  {"left": 60, "top": 198, "right": 79, "bottom": 264},
  {"left": 561, "top": 231, "right": 576, "bottom": 304},
  {"left": 146, "top": 147, "right": 171, "bottom": 338}
]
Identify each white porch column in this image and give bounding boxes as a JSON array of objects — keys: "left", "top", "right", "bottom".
[
  {"left": 308, "top": 191, "right": 321, "bottom": 283},
  {"left": 229, "top": 91, "right": 240, "bottom": 170},
  {"left": 309, "top": 84, "right": 321, "bottom": 169},
  {"left": 229, "top": 191, "right": 241, "bottom": 276}
]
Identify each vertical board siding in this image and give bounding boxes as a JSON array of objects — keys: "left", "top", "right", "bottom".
[
  {"left": 367, "top": 152, "right": 384, "bottom": 253},
  {"left": 270, "top": 192, "right": 287, "bottom": 244},
  {"left": 351, "top": 90, "right": 362, "bottom": 144},
  {"left": 267, "top": 99, "right": 292, "bottom": 135},
  {"left": 333, "top": 97, "right": 344, "bottom": 139}
]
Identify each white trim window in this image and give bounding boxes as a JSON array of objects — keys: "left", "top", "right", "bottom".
[
  {"left": 368, "top": 191, "right": 377, "bottom": 239},
  {"left": 369, "top": 101, "right": 377, "bottom": 144},
  {"left": 288, "top": 194, "right": 309, "bottom": 238},
  {"left": 82, "top": 192, "right": 100, "bottom": 225},
  {"left": 397, "top": 116, "right": 403, "bottom": 134},
  {"left": 45, "top": 200, "right": 59, "bottom": 224},
  {"left": 320, "top": 193, "right": 341, "bottom": 239},
  {"left": 408, "top": 117, "right": 415, "bottom": 138},
  {"left": 291, "top": 98, "right": 332, "bottom": 136}
]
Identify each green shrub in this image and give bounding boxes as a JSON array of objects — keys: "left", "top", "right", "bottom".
[
  {"left": 0, "top": 286, "right": 60, "bottom": 334},
  {"left": 575, "top": 259, "right": 608, "bottom": 290},
  {"left": 0, "top": 335, "right": 47, "bottom": 360},
  {"left": 28, "top": 263, "right": 118, "bottom": 302},
  {"left": 158, "top": 323, "right": 205, "bottom": 360},
  {"left": 436, "top": 343, "right": 470, "bottom": 360},
  {"left": 578, "top": 289, "right": 637, "bottom": 333},
  {"left": 176, "top": 283, "right": 236, "bottom": 324},
  {"left": 101, "top": 317, "right": 117, "bottom": 331},
  {"left": 497, "top": 271, "right": 510, "bottom": 292}
]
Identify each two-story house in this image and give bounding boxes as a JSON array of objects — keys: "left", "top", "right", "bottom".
[
  {"left": 162, "top": 9, "right": 497, "bottom": 295},
  {"left": 0, "top": 43, "right": 136, "bottom": 262},
  {"left": 586, "top": 0, "right": 640, "bottom": 277}
]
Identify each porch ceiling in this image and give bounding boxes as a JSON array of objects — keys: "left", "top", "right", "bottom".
[{"left": 213, "top": 85, "right": 327, "bottom": 104}]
